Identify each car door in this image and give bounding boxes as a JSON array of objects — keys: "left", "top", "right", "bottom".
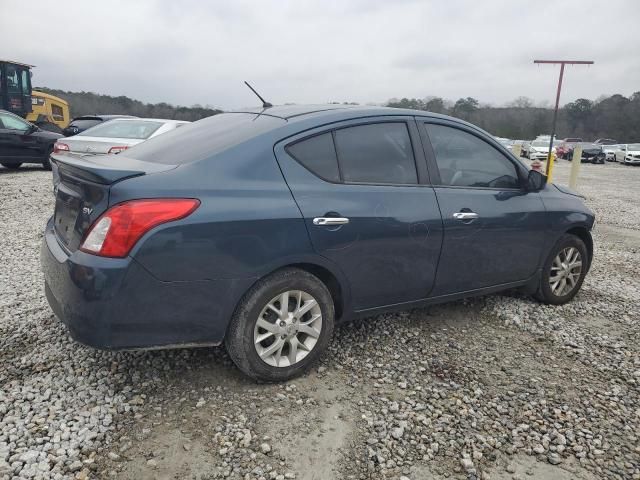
[
  {"left": 419, "top": 120, "right": 547, "bottom": 296},
  {"left": 274, "top": 118, "right": 443, "bottom": 311},
  {"left": 0, "top": 112, "right": 40, "bottom": 161}
]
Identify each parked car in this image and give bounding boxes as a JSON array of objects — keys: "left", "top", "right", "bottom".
[
  {"left": 614, "top": 144, "right": 640, "bottom": 165},
  {"left": 42, "top": 105, "right": 595, "bottom": 381},
  {"left": 54, "top": 118, "right": 189, "bottom": 156},
  {"left": 568, "top": 143, "right": 606, "bottom": 164},
  {"left": 602, "top": 144, "right": 623, "bottom": 161},
  {"left": 0, "top": 109, "right": 62, "bottom": 170},
  {"left": 594, "top": 138, "right": 617, "bottom": 145},
  {"left": 62, "top": 115, "right": 137, "bottom": 137},
  {"left": 556, "top": 138, "right": 583, "bottom": 159},
  {"left": 528, "top": 139, "right": 556, "bottom": 160}
]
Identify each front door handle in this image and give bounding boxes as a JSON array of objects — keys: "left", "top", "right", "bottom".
[
  {"left": 313, "top": 217, "right": 350, "bottom": 226},
  {"left": 453, "top": 211, "right": 479, "bottom": 221}
]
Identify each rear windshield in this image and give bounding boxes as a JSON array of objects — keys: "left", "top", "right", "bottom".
[
  {"left": 78, "top": 120, "right": 163, "bottom": 139},
  {"left": 69, "top": 119, "right": 102, "bottom": 130},
  {"left": 125, "top": 113, "right": 284, "bottom": 165}
]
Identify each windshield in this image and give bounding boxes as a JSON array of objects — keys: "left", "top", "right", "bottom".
[
  {"left": 532, "top": 140, "right": 548, "bottom": 147},
  {"left": 628, "top": 144, "right": 640, "bottom": 150},
  {"left": 78, "top": 120, "right": 163, "bottom": 139}
]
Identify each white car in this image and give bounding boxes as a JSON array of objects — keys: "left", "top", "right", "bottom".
[
  {"left": 614, "top": 144, "right": 640, "bottom": 165},
  {"left": 602, "top": 144, "right": 623, "bottom": 162},
  {"left": 528, "top": 140, "right": 556, "bottom": 160},
  {"left": 53, "top": 118, "right": 190, "bottom": 156}
]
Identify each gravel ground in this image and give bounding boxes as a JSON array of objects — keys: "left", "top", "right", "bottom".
[{"left": 0, "top": 160, "right": 639, "bottom": 480}]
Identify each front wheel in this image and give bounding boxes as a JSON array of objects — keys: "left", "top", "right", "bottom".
[
  {"left": 225, "top": 268, "right": 335, "bottom": 382},
  {"left": 534, "top": 234, "right": 589, "bottom": 305},
  {"left": 42, "top": 148, "right": 53, "bottom": 171}
]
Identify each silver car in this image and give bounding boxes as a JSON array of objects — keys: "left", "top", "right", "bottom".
[{"left": 54, "top": 118, "right": 189, "bottom": 156}]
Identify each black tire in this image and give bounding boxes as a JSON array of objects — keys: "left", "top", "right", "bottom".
[
  {"left": 225, "top": 268, "right": 335, "bottom": 382},
  {"left": 1, "top": 163, "right": 22, "bottom": 169},
  {"left": 534, "top": 234, "right": 589, "bottom": 305},
  {"left": 42, "top": 147, "right": 53, "bottom": 171}
]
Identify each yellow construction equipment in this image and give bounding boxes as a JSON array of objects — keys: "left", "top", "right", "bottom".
[
  {"left": 26, "top": 90, "right": 70, "bottom": 131},
  {"left": 0, "top": 59, "right": 70, "bottom": 132}
]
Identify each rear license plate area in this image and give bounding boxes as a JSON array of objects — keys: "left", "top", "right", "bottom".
[{"left": 54, "top": 184, "right": 82, "bottom": 246}]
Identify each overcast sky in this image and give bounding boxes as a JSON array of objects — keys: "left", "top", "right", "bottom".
[{"left": 2, "top": 0, "right": 639, "bottom": 109}]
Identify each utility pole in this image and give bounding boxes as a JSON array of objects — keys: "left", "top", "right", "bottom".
[{"left": 533, "top": 60, "right": 594, "bottom": 179}]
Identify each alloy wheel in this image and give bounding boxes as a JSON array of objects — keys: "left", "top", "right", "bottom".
[
  {"left": 253, "top": 290, "right": 322, "bottom": 367},
  {"left": 549, "top": 247, "right": 583, "bottom": 297}
]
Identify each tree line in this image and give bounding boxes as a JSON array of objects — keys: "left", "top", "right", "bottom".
[
  {"left": 36, "top": 87, "right": 222, "bottom": 122},
  {"left": 36, "top": 86, "right": 639, "bottom": 142},
  {"left": 387, "top": 93, "right": 640, "bottom": 142}
]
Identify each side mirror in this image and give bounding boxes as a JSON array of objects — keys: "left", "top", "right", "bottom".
[{"left": 526, "top": 169, "right": 547, "bottom": 192}]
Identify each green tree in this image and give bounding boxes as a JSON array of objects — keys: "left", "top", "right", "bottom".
[
  {"left": 452, "top": 97, "right": 479, "bottom": 119},
  {"left": 424, "top": 96, "right": 445, "bottom": 113}
]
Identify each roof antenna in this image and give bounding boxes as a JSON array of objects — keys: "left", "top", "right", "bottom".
[{"left": 244, "top": 81, "right": 272, "bottom": 108}]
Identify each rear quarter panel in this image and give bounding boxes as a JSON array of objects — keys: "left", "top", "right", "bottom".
[{"left": 109, "top": 137, "right": 317, "bottom": 283}]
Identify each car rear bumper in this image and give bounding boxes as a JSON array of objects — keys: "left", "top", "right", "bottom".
[{"left": 41, "top": 217, "right": 250, "bottom": 350}]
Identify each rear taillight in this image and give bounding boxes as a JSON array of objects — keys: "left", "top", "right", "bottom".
[
  {"left": 80, "top": 199, "right": 200, "bottom": 258},
  {"left": 108, "top": 146, "right": 129, "bottom": 154},
  {"left": 53, "top": 142, "right": 70, "bottom": 153}
]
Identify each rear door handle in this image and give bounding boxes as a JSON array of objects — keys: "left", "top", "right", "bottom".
[
  {"left": 453, "top": 212, "right": 479, "bottom": 221},
  {"left": 313, "top": 217, "right": 350, "bottom": 226}
]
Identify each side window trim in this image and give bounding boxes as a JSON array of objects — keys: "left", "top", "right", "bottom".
[
  {"left": 419, "top": 119, "right": 526, "bottom": 190},
  {"left": 283, "top": 118, "right": 427, "bottom": 187}
]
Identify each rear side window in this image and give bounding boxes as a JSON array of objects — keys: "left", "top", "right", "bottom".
[
  {"left": 286, "top": 122, "right": 418, "bottom": 185},
  {"left": 286, "top": 133, "right": 340, "bottom": 182},
  {"left": 70, "top": 119, "right": 102, "bottom": 130},
  {"left": 334, "top": 123, "right": 417, "bottom": 184},
  {"left": 426, "top": 124, "right": 520, "bottom": 189}
]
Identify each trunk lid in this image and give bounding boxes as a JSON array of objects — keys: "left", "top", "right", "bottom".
[{"left": 51, "top": 153, "right": 176, "bottom": 252}]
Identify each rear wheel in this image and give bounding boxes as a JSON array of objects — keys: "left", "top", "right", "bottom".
[
  {"left": 42, "top": 147, "right": 53, "bottom": 171},
  {"left": 1, "top": 163, "right": 22, "bottom": 169},
  {"left": 225, "top": 268, "right": 335, "bottom": 382},
  {"left": 534, "top": 234, "right": 588, "bottom": 305}
]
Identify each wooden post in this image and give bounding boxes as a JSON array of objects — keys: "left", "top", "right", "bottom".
[
  {"left": 512, "top": 144, "right": 522, "bottom": 158},
  {"left": 569, "top": 146, "right": 582, "bottom": 189}
]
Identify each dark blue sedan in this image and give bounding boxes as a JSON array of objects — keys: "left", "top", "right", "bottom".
[{"left": 42, "top": 105, "right": 594, "bottom": 381}]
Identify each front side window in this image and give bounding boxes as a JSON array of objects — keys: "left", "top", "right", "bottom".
[
  {"left": 426, "top": 124, "right": 520, "bottom": 189},
  {"left": 0, "top": 112, "right": 30, "bottom": 131},
  {"left": 334, "top": 123, "right": 417, "bottom": 184}
]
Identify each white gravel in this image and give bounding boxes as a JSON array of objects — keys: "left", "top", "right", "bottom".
[{"left": 1, "top": 161, "right": 639, "bottom": 480}]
